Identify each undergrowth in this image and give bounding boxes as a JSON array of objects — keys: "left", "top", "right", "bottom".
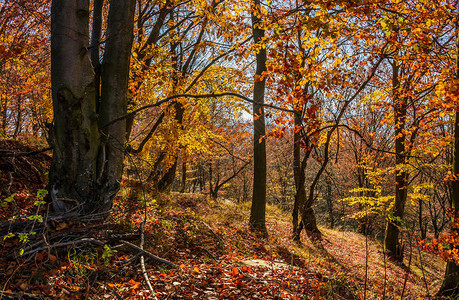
[{"left": 0, "top": 188, "right": 446, "bottom": 299}]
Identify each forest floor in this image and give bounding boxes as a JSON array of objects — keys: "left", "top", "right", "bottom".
[{"left": 0, "top": 141, "right": 447, "bottom": 299}]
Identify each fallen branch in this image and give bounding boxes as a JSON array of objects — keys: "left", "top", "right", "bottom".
[
  {"left": 0, "top": 147, "right": 52, "bottom": 157},
  {"left": 119, "top": 240, "right": 178, "bottom": 269},
  {"left": 20, "top": 238, "right": 105, "bottom": 258},
  {"left": 0, "top": 291, "right": 45, "bottom": 299},
  {"left": 139, "top": 222, "right": 158, "bottom": 300}
]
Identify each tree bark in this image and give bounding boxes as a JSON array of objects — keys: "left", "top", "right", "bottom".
[
  {"left": 356, "top": 153, "right": 370, "bottom": 235},
  {"left": 13, "top": 95, "right": 21, "bottom": 139},
  {"left": 157, "top": 102, "right": 184, "bottom": 192},
  {"left": 249, "top": 0, "right": 267, "bottom": 236},
  {"left": 90, "top": 0, "right": 104, "bottom": 111},
  {"left": 384, "top": 61, "right": 408, "bottom": 262},
  {"left": 292, "top": 111, "right": 306, "bottom": 240},
  {"left": 325, "top": 177, "right": 334, "bottom": 229},
  {"left": 180, "top": 151, "right": 187, "bottom": 193},
  {"left": 49, "top": 0, "right": 100, "bottom": 212},
  {"left": 49, "top": 0, "right": 136, "bottom": 214},
  {"left": 0, "top": 94, "right": 7, "bottom": 136},
  {"left": 97, "top": 0, "right": 136, "bottom": 212}
]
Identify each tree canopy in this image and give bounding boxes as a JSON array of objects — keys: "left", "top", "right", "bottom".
[{"left": 2, "top": 0, "right": 459, "bottom": 297}]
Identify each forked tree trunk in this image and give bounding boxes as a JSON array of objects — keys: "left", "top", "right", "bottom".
[
  {"left": 249, "top": 0, "right": 267, "bottom": 236},
  {"left": 49, "top": 0, "right": 135, "bottom": 214}
]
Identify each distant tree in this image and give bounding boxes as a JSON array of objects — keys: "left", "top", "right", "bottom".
[{"left": 249, "top": 0, "right": 268, "bottom": 236}]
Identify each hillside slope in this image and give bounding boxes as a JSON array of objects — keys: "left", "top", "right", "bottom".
[{"left": 0, "top": 186, "right": 446, "bottom": 299}]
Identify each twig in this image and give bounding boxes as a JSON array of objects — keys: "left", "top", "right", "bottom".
[
  {"left": 383, "top": 241, "right": 387, "bottom": 300},
  {"left": 102, "top": 92, "right": 300, "bottom": 130},
  {"left": 364, "top": 205, "right": 368, "bottom": 300},
  {"left": 417, "top": 245, "right": 431, "bottom": 299},
  {"left": 111, "top": 288, "right": 124, "bottom": 300},
  {"left": 195, "top": 219, "right": 224, "bottom": 246},
  {"left": 401, "top": 233, "right": 413, "bottom": 299},
  {"left": 119, "top": 240, "right": 178, "bottom": 269},
  {"left": 140, "top": 222, "right": 157, "bottom": 300},
  {"left": 195, "top": 246, "right": 219, "bottom": 262}
]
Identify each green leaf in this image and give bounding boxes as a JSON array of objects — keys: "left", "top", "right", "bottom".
[
  {"left": 36, "top": 189, "right": 48, "bottom": 201},
  {"left": 3, "top": 233, "right": 15, "bottom": 240}
]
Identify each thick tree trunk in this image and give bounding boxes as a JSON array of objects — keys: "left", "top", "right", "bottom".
[
  {"left": 249, "top": 0, "right": 267, "bottom": 236},
  {"left": 97, "top": 0, "right": 136, "bottom": 212},
  {"left": 384, "top": 61, "right": 408, "bottom": 262},
  {"left": 49, "top": 0, "right": 100, "bottom": 212},
  {"left": 49, "top": 0, "right": 135, "bottom": 214}
]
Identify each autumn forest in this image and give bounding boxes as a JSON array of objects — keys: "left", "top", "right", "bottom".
[{"left": 1, "top": 0, "right": 459, "bottom": 298}]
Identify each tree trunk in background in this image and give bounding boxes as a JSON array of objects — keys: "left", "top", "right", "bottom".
[
  {"left": 249, "top": 0, "right": 267, "bottom": 236},
  {"left": 293, "top": 112, "right": 306, "bottom": 240},
  {"left": 180, "top": 151, "right": 187, "bottom": 193},
  {"left": 157, "top": 20, "right": 183, "bottom": 192},
  {"left": 13, "top": 95, "right": 21, "bottom": 138},
  {"left": 384, "top": 61, "right": 408, "bottom": 262},
  {"left": 438, "top": 24, "right": 459, "bottom": 296},
  {"left": 157, "top": 103, "right": 185, "bottom": 192},
  {"left": 0, "top": 95, "right": 6, "bottom": 136},
  {"left": 356, "top": 157, "right": 369, "bottom": 235},
  {"left": 325, "top": 177, "right": 334, "bottom": 229},
  {"left": 49, "top": 0, "right": 135, "bottom": 214}
]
